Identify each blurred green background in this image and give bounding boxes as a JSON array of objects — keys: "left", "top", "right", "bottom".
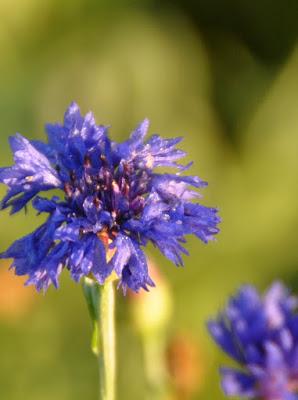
[{"left": 0, "top": 1, "right": 298, "bottom": 399}]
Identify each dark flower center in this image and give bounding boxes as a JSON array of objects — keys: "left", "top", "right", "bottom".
[{"left": 63, "top": 155, "right": 150, "bottom": 240}]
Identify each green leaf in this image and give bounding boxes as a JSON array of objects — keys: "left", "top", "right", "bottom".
[{"left": 82, "top": 277, "right": 100, "bottom": 356}]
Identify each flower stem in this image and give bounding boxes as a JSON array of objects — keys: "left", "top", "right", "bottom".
[
  {"left": 97, "top": 280, "right": 116, "bottom": 400},
  {"left": 82, "top": 278, "right": 116, "bottom": 400}
]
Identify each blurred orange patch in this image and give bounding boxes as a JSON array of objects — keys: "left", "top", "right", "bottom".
[
  {"left": 166, "top": 332, "right": 205, "bottom": 400},
  {"left": 0, "top": 261, "right": 36, "bottom": 321}
]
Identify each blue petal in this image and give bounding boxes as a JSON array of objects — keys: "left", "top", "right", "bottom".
[
  {"left": 220, "top": 368, "right": 256, "bottom": 397},
  {"left": 207, "top": 318, "right": 244, "bottom": 363},
  {"left": 64, "top": 101, "right": 83, "bottom": 131},
  {"left": 0, "top": 134, "right": 61, "bottom": 211},
  {"left": 118, "top": 240, "right": 154, "bottom": 293},
  {"left": 129, "top": 119, "right": 150, "bottom": 144},
  {"left": 109, "top": 234, "right": 133, "bottom": 276}
]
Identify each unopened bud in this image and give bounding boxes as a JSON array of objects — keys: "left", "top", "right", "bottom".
[{"left": 129, "top": 259, "right": 173, "bottom": 337}]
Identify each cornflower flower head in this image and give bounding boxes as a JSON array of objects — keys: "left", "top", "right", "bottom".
[
  {"left": 0, "top": 102, "right": 220, "bottom": 293},
  {"left": 208, "top": 282, "right": 298, "bottom": 399}
]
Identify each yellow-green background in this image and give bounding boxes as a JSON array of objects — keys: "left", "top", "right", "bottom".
[{"left": 0, "top": 1, "right": 298, "bottom": 399}]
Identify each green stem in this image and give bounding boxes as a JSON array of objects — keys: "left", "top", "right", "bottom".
[
  {"left": 97, "top": 281, "right": 116, "bottom": 400},
  {"left": 82, "top": 278, "right": 116, "bottom": 400}
]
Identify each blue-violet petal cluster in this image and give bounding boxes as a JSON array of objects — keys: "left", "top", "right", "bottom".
[
  {"left": 0, "top": 102, "right": 220, "bottom": 292},
  {"left": 208, "top": 282, "right": 298, "bottom": 399}
]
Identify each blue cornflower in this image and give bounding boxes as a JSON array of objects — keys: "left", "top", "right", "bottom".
[
  {"left": 0, "top": 102, "right": 220, "bottom": 293},
  {"left": 208, "top": 282, "right": 298, "bottom": 399}
]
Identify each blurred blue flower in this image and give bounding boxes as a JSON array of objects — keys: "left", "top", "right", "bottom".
[
  {"left": 0, "top": 102, "right": 220, "bottom": 292},
  {"left": 208, "top": 282, "right": 298, "bottom": 399}
]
